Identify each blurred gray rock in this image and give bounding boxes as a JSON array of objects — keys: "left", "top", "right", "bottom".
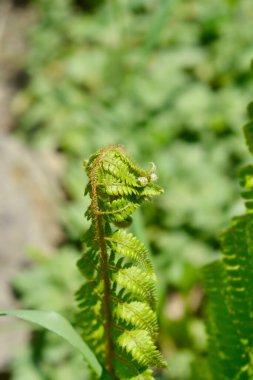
[
  {"left": 0, "top": 0, "right": 36, "bottom": 132},
  {"left": 0, "top": 133, "right": 63, "bottom": 367},
  {"left": 0, "top": 2, "right": 61, "bottom": 368}
]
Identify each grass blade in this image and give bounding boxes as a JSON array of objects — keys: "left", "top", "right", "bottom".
[{"left": 0, "top": 309, "right": 102, "bottom": 377}]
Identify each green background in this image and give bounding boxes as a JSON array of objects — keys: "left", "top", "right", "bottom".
[{"left": 7, "top": 0, "right": 253, "bottom": 379}]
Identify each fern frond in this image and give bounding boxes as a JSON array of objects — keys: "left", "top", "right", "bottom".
[
  {"left": 220, "top": 214, "right": 253, "bottom": 345},
  {"left": 199, "top": 73, "right": 253, "bottom": 380},
  {"left": 203, "top": 261, "right": 247, "bottom": 380},
  {"left": 201, "top": 187, "right": 253, "bottom": 379},
  {"left": 76, "top": 145, "right": 166, "bottom": 379}
]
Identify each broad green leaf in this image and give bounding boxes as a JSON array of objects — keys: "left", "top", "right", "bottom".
[{"left": 0, "top": 309, "right": 102, "bottom": 378}]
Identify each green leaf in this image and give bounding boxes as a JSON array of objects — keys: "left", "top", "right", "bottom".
[{"left": 0, "top": 309, "right": 102, "bottom": 378}]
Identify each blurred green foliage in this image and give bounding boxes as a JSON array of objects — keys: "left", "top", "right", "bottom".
[{"left": 11, "top": 0, "right": 253, "bottom": 379}]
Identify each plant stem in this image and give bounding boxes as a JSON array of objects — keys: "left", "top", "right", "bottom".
[{"left": 90, "top": 164, "right": 114, "bottom": 376}]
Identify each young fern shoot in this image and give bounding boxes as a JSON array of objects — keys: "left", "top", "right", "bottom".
[{"left": 76, "top": 145, "right": 166, "bottom": 379}]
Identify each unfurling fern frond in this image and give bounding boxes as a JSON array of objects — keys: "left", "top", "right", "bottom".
[{"left": 76, "top": 145, "right": 166, "bottom": 379}]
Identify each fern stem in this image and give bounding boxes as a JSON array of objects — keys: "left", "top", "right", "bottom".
[{"left": 90, "top": 164, "right": 114, "bottom": 376}]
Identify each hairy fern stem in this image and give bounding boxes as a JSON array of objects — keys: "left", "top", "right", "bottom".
[{"left": 90, "top": 161, "right": 114, "bottom": 375}]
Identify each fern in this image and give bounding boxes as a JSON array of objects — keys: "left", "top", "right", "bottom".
[
  {"left": 194, "top": 76, "right": 253, "bottom": 379},
  {"left": 76, "top": 145, "right": 166, "bottom": 379}
]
